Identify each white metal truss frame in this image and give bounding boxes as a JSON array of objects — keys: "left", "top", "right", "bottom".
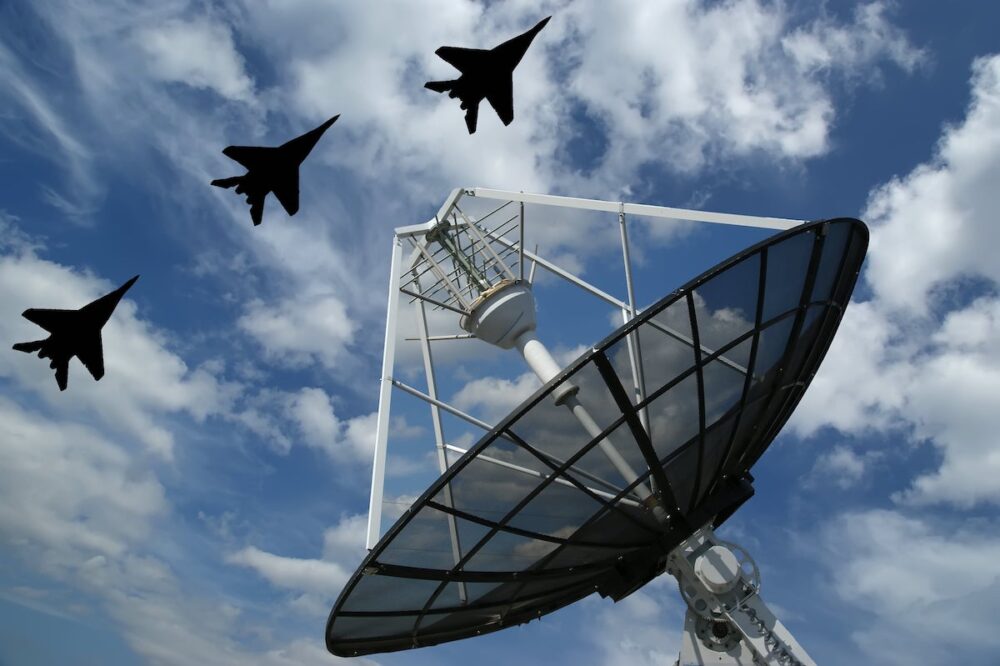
[{"left": 366, "top": 187, "right": 803, "bottom": 550}]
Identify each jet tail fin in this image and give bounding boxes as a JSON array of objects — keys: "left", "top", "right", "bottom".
[
  {"left": 424, "top": 80, "right": 456, "bottom": 94},
  {"left": 13, "top": 340, "right": 45, "bottom": 354}
]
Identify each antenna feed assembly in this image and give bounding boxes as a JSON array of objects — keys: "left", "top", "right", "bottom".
[
  {"left": 460, "top": 279, "right": 579, "bottom": 406},
  {"left": 428, "top": 216, "right": 579, "bottom": 405},
  {"left": 426, "top": 215, "right": 668, "bottom": 525}
]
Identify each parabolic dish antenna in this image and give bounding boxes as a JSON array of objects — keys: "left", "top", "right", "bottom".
[{"left": 327, "top": 188, "right": 867, "bottom": 665}]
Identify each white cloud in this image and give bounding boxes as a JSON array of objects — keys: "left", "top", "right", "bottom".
[
  {"left": 451, "top": 371, "right": 541, "bottom": 423},
  {"left": 0, "top": 3, "right": 949, "bottom": 664},
  {"left": 818, "top": 510, "right": 1000, "bottom": 666},
  {"left": 792, "top": 54, "right": 1000, "bottom": 508},
  {"left": 226, "top": 546, "right": 350, "bottom": 595},
  {"left": 226, "top": 513, "right": 369, "bottom": 620},
  {"left": 808, "top": 445, "right": 883, "bottom": 490},
  {"left": 85, "top": 550, "right": 375, "bottom": 666},
  {"left": 0, "top": 395, "right": 350, "bottom": 666},
  {"left": 558, "top": 0, "right": 922, "bottom": 189},
  {"left": 582, "top": 576, "right": 683, "bottom": 666},
  {"left": 0, "top": 398, "right": 166, "bottom": 564},
  {"left": 281, "top": 0, "right": 558, "bottom": 194},
  {"left": 790, "top": 301, "right": 912, "bottom": 436},
  {"left": 238, "top": 294, "right": 358, "bottom": 371},
  {"left": 0, "top": 225, "right": 378, "bottom": 663},
  {"left": 136, "top": 18, "right": 255, "bottom": 102},
  {"left": 9, "top": 0, "right": 929, "bottom": 393},
  {"left": 864, "top": 54, "right": 1000, "bottom": 314},
  {"left": 782, "top": 2, "right": 926, "bottom": 78},
  {"left": 322, "top": 513, "right": 369, "bottom": 563},
  {"left": 285, "top": 387, "right": 377, "bottom": 462}
]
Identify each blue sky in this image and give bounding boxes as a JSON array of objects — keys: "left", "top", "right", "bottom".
[{"left": 1, "top": 1, "right": 999, "bottom": 665}]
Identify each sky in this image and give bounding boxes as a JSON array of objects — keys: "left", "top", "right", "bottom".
[{"left": 0, "top": 1, "right": 998, "bottom": 665}]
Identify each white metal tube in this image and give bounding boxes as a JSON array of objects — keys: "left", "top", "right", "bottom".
[
  {"left": 410, "top": 237, "right": 472, "bottom": 311},
  {"left": 519, "top": 200, "right": 525, "bottom": 280},
  {"left": 618, "top": 210, "right": 651, "bottom": 434},
  {"left": 513, "top": 330, "right": 666, "bottom": 521},
  {"left": 563, "top": 394, "right": 649, "bottom": 499},
  {"left": 454, "top": 208, "right": 516, "bottom": 283},
  {"left": 468, "top": 187, "right": 803, "bottom": 230},
  {"left": 414, "top": 276, "right": 467, "bottom": 603},
  {"left": 515, "top": 332, "right": 565, "bottom": 384},
  {"left": 367, "top": 237, "right": 403, "bottom": 550}
]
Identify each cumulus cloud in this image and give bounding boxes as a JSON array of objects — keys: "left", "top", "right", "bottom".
[
  {"left": 792, "top": 54, "right": 1000, "bottom": 508},
  {"left": 238, "top": 293, "right": 358, "bottom": 371},
  {"left": 9, "top": 0, "right": 928, "bottom": 385},
  {"left": 226, "top": 546, "right": 351, "bottom": 595},
  {"left": 807, "top": 445, "right": 883, "bottom": 490},
  {"left": 557, "top": 0, "right": 923, "bottom": 188},
  {"left": 581, "top": 576, "right": 683, "bottom": 666},
  {"left": 818, "top": 510, "right": 1000, "bottom": 666},
  {"left": 863, "top": 54, "right": 1000, "bottom": 313},
  {"left": 782, "top": 2, "right": 926, "bottom": 78},
  {"left": 0, "top": 221, "right": 382, "bottom": 663},
  {"left": 226, "top": 513, "right": 369, "bottom": 621},
  {"left": 136, "top": 18, "right": 255, "bottom": 102},
  {"left": 285, "top": 387, "right": 378, "bottom": 462},
  {"left": 451, "top": 371, "right": 541, "bottom": 423},
  {"left": 0, "top": 398, "right": 166, "bottom": 564}
]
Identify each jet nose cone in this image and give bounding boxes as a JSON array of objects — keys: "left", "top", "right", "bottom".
[
  {"left": 88, "top": 275, "right": 139, "bottom": 325},
  {"left": 319, "top": 115, "right": 340, "bottom": 132},
  {"left": 283, "top": 115, "right": 340, "bottom": 163},
  {"left": 120, "top": 275, "right": 140, "bottom": 293}
]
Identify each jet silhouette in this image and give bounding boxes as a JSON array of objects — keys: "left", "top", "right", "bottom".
[
  {"left": 211, "top": 115, "right": 339, "bottom": 226},
  {"left": 12, "top": 275, "right": 139, "bottom": 391},
  {"left": 425, "top": 16, "right": 551, "bottom": 133}
]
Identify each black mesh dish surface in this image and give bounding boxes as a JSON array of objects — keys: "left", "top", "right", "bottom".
[{"left": 327, "top": 218, "right": 868, "bottom": 657}]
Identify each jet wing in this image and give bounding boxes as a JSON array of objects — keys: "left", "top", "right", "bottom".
[
  {"left": 222, "top": 145, "right": 274, "bottom": 170},
  {"left": 271, "top": 172, "right": 300, "bottom": 216},
  {"left": 485, "top": 77, "right": 515, "bottom": 126},
  {"left": 76, "top": 331, "right": 105, "bottom": 382},
  {"left": 21, "top": 308, "right": 76, "bottom": 333},
  {"left": 434, "top": 46, "right": 488, "bottom": 73}
]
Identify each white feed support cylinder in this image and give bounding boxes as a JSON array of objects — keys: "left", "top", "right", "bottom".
[{"left": 515, "top": 331, "right": 579, "bottom": 406}]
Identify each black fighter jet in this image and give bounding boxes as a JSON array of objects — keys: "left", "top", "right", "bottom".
[
  {"left": 211, "top": 115, "right": 339, "bottom": 226},
  {"left": 12, "top": 275, "right": 139, "bottom": 391},
  {"left": 425, "top": 16, "right": 551, "bottom": 133}
]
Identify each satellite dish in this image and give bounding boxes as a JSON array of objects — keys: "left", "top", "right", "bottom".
[{"left": 328, "top": 188, "right": 867, "bottom": 665}]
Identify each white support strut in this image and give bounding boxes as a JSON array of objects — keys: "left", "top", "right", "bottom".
[
  {"left": 466, "top": 187, "right": 804, "bottom": 231},
  {"left": 367, "top": 236, "right": 403, "bottom": 550}
]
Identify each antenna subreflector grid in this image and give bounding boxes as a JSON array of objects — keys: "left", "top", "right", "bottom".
[{"left": 327, "top": 187, "right": 867, "bottom": 666}]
